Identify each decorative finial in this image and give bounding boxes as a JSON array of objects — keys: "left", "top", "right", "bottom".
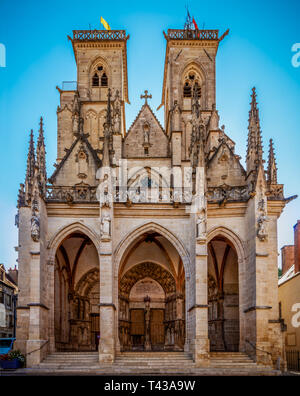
[{"left": 140, "top": 90, "right": 152, "bottom": 105}]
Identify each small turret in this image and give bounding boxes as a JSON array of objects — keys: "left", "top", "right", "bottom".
[
  {"left": 246, "top": 87, "right": 264, "bottom": 176},
  {"left": 36, "top": 117, "right": 47, "bottom": 196},
  {"left": 267, "top": 138, "right": 277, "bottom": 185},
  {"left": 25, "top": 129, "right": 35, "bottom": 203}
]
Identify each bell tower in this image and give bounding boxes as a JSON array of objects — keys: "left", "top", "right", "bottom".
[
  {"left": 56, "top": 30, "right": 130, "bottom": 163},
  {"left": 159, "top": 26, "right": 229, "bottom": 162}
]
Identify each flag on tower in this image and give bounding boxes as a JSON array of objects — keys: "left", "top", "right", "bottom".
[
  {"left": 192, "top": 17, "right": 199, "bottom": 30},
  {"left": 101, "top": 16, "right": 111, "bottom": 30}
]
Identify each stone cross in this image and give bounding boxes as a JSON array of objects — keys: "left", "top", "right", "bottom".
[{"left": 140, "top": 90, "right": 152, "bottom": 105}]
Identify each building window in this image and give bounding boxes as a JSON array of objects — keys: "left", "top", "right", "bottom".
[
  {"left": 92, "top": 73, "right": 99, "bottom": 87},
  {"left": 91, "top": 65, "right": 108, "bottom": 88},
  {"left": 101, "top": 73, "right": 108, "bottom": 87},
  {"left": 0, "top": 291, "right": 3, "bottom": 304},
  {"left": 6, "top": 294, "right": 11, "bottom": 308},
  {"left": 183, "top": 72, "right": 202, "bottom": 98}
]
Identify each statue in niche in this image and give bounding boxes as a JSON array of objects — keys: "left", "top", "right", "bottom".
[
  {"left": 113, "top": 112, "right": 121, "bottom": 135},
  {"left": 73, "top": 113, "right": 79, "bottom": 135},
  {"left": 257, "top": 213, "right": 268, "bottom": 241},
  {"left": 196, "top": 209, "right": 206, "bottom": 239},
  {"left": 100, "top": 214, "right": 111, "bottom": 240},
  {"left": 31, "top": 197, "right": 40, "bottom": 242},
  {"left": 98, "top": 173, "right": 113, "bottom": 208},
  {"left": 257, "top": 196, "right": 268, "bottom": 241},
  {"left": 143, "top": 123, "right": 150, "bottom": 144}
]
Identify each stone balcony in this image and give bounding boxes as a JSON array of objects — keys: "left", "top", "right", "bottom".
[{"left": 72, "top": 30, "right": 129, "bottom": 41}]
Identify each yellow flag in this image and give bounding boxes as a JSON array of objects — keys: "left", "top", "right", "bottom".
[{"left": 101, "top": 16, "right": 111, "bottom": 31}]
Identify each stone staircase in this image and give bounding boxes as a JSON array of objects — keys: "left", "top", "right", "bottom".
[{"left": 14, "top": 351, "right": 281, "bottom": 376}]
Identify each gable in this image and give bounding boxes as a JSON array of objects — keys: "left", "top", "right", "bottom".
[
  {"left": 123, "top": 104, "right": 169, "bottom": 158},
  {"left": 207, "top": 142, "right": 246, "bottom": 187},
  {"left": 49, "top": 135, "right": 101, "bottom": 187}
]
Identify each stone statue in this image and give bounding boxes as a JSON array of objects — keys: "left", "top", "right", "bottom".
[
  {"left": 196, "top": 210, "right": 206, "bottom": 239},
  {"left": 144, "top": 296, "right": 151, "bottom": 350},
  {"left": 31, "top": 198, "right": 40, "bottom": 242},
  {"left": 257, "top": 196, "right": 268, "bottom": 241},
  {"left": 31, "top": 214, "right": 40, "bottom": 242},
  {"left": 257, "top": 214, "right": 268, "bottom": 241},
  {"left": 113, "top": 112, "right": 121, "bottom": 134},
  {"left": 100, "top": 215, "right": 111, "bottom": 239},
  {"left": 143, "top": 124, "right": 150, "bottom": 144},
  {"left": 98, "top": 174, "right": 112, "bottom": 208}
]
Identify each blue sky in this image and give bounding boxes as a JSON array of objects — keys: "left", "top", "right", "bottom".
[{"left": 0, "top": 0, "right": 299, "bottom": 269}]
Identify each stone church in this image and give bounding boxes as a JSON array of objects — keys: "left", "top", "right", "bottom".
[{"left": 14, "top": 24, "right": 293, "bottom": 371}]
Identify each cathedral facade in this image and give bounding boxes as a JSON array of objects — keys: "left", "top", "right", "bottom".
[{"left": 15, "top": 26, "right": 290, "bottom": 370}]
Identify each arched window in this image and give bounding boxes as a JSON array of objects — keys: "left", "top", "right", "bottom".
[
  {"left": 183, "top": 82, "right": 192, "bottom": 98},
  {"left": 183, "top": 72, "right": 202, "bottom": 98},
  {"left": 101, "top": 73, "right": 108, "bottom": 87},
  {"left": 91, "top": 64, "right": 108, "bottom": 88},
  {"left": 92, "top": 73, "right": 99, "bottom": 87}
]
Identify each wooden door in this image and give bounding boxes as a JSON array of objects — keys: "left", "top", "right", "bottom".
[
  {"left": 130, "top": 309, "right": 145, "bottom": 349},
  {"left": 150, "top": 309, "right": 165, "bottom": 349}
]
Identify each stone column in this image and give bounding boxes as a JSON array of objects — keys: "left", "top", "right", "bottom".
[
  {"left": 47, "top": 258, "right": 56, "bottom": 353},
  {"left": 99, "top": 250, "right": 115, "bottom": 364},
  {"left": 192, "top": 239, "right": 210, "bottom": 367},
  {"left": 26, "top": 251, "right": 50, "bottom": 367}
]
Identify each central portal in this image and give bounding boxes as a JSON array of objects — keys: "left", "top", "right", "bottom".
[
  {"left": 119, "top": 258, "right": 185, "bottom": 352},
  {"left": 129, "top": 278, "right": 166, "bottom": 351}
]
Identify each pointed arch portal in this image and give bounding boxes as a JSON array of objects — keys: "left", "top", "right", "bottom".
[
  {"left": 54, "top": 231, "right": 100, "bottom": 351},
  {"left": 117, "top": 228, "right": 186, "bottom": 352},
  {"left": 207, "top": 234, "right": 240, "bottom": 352}
]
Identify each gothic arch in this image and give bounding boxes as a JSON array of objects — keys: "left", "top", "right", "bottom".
[
  {"left": 127, "top": 167, "right": 169, "bottom": 189},
  {"left": 88, "top": 56, "right": 111, "bottom": 88},
  {"left": 207, "top": 226, "right": 245, "bottom": 264},
  {"left": 207, "top": 225, "right": 246, "bottom": 352},
  {"left": 180, "top": 61, "right": 208, "bottom": 108},
  {"left": 114, "top": 222, "right": 191, "bottom": 281},
  {"left": 180, "top": 61, "right": 207, "bottom": 85},
  {"left": 76, "top": 268, "right": 100, "bottom": 296},
  {"left": 48, "top": 222, "right": 100, "bottom": 262},
  {"left": 120, "top": 262, "right": 176, "bottom": 297}
]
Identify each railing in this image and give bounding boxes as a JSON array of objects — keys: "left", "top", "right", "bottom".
[
  {"left": 46, "top": 185, "right": 98, "bottom": 203},
  {"left": 286, "top": 350, "right": 300, "bottom": 372},
  {"left": 25, "top": 340, "right": 49, "bottom": 357},
  {"left": 73, "top": 30, "right": 128, "bottom": 41},
  {"left": 206, "top": 185, "right": 250, "bottom": 203},
  {"left": 167, "top": 29, "right": 219, "bottom": 41},
  {"left": 46, "top": 185, "right": 251, "bottom": 204}
]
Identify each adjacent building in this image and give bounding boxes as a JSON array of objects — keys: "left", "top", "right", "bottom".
[
  {"left": 0, "top": 264, "right": 18, "bottom": 338},
  {"left": 279, "top": 221, "right": 300, "bottom": 353}
]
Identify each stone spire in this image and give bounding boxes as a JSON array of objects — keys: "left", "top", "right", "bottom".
[
  {"left": 246, "top": 87, "right": 264, "bottom": 174},
  {"left": 36, "top": 117, "right": 47, "bottom": 195},
  {"left": 267, "top": 138, "right": 277, "bottom": 185},
  {"left": 25, "top": 129, "right": 35, "bottom": 203}
]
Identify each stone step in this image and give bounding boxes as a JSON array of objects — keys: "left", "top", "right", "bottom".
[{"left": 25, "top": 367, "right": 280, "bottom": 376}]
